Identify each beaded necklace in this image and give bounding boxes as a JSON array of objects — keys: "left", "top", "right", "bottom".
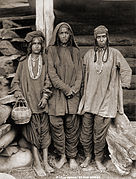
[
  {"left": 28, "top": 54, "right": 42, "bottom": 79},
  {"left": 31, "top": 55, "right": 39, "bottom": 67}
]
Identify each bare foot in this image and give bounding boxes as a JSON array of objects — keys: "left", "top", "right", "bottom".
[
  {"left": 44, "top": 163, "right": 54, "bottom": 173},
  {"left": 33, "top": 165, "right": 46, "bottom": 177},
  {"left": 96, "top": 160, "right": 106, "bottom": 172},
  {"left": 55, "top": 155, "right": 67, "bottom": 169},
  {"left": 80, "top": 156, "right": 91, "bottom": 168},
  {"left": 82, "top": 165, "right": 94, "bottom": 172},
  {"left": 69, "top": 159, "right": 78, "bottom": 170}
]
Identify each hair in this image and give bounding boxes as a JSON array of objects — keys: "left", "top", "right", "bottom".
[
  {"left": 26, "top": 36, "right": 45, "bottom": 64},
  {"left": 26, "top": 37, "right": 44, "bottom": 54},
  {"left": 54, "top": 27, "right": 74, "bottom": 47}
]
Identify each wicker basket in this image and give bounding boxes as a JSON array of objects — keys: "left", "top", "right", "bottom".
[{"left": 11, "top": 98, "right": 31, "bottom": 124}]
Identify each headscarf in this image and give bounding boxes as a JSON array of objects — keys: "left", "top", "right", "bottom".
[
  {"left": 94, "top": 25, "right": 108, "bottom": 39},
  {"left": 58, "top": 24, "right": 72, "bottom": 36},
  {"left": 93, "top": 25, "right": 109, "bottom": 63},
  {"left": 49, "top": 22, "right": 78, "bottom": 48},
  {"left": 24, "top": 30, "right": 45, "bottom": 43}
]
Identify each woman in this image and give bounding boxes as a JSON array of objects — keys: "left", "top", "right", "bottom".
[
  {"left": 47, "top": 22, "right": 82, "bottom": 169},
  {"left": 10, "top": 31, "right": 54, "bottom": 176},
  {"left": 78, "top": 25, "right": 132, "bottom": 171}
]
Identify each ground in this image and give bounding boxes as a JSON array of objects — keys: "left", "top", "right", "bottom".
[{"left": 4, "top": 150, "right": 135, "bottom": 179}]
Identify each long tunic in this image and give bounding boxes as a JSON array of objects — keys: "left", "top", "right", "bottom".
[
  {"left": 10, "top": 55, "right": 52, "bottom": 149},
  {"left": 10, "top": 55, "right": 51, "bottom": 113},
  {"left": 48, "top": 46, "right": 82, "bottom": 116},
  {"left": 78, "top": 47, "right": 132, "bottom": 118}
]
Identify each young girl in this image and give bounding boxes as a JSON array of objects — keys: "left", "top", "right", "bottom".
[{"left": 10, "top": 31, "right": 54, "bottom": 176}]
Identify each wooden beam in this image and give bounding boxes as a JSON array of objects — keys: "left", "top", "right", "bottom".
[
  {"left": 5, "top": 26, "right": 32, "bottom": 31},
  {"left": 79, "top": 46, "right": 136, "bottom": 58},
  {"left": 135, "top": 2, "right": 136, "bottom": 24},
  {"left": 36, "top": 0, "right": 54, "bottom": 46},
  {"left": 0, "top": 15, "right": 35, "bottom": 22},
  {"left": 103, "top": 0, "right": 134, "bottom": 1},
  {"left": 75, "top": 35, "right": 136, "bottom": 46}
]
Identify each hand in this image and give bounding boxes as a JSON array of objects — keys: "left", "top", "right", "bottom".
[
  {"left": 67, "top": 88, "right": 76, "bottom": 99},
  {"left": 14, "top": 91, "right": 23, "bottom": 98},
  {"left": 38, "top": 97, "right": 47, "bottom": 109},
  {"left": 122, "top": 86, "right": 128, "bottom": 90}
]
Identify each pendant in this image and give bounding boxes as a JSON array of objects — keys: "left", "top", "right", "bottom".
[
  {"left": 32, "top": 61, "right": 35, "bottom": 67},
  {"left": 95, "top": 62, "right": 103, "bottom": 74}
]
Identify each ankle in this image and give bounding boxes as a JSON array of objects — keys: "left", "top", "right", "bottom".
[
  {"left": 44, "top": 161, "right": 49, "bottom": 166},
  {"left": 61, "top": 154, "right": 66, "bottom": 159},
  {"left": 70, "top": 158, "right": 77, "bottom": 163},
  {"left": 70, "top": 158, "right": 75, "bottom": 161},
  {"left": 86, "top": 156, "right": 91, "bottom": 160},
  {"left": 95, "top": 159, "right": 102, "bottom": 162},
  {"left": 95, "top": 160, "right": 106, "bottom": 170},
  {"left": 33, "top": 163, "right": 41, "bottom": 168}
]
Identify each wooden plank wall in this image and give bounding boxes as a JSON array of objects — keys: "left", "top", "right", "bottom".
[
  {"left": 0, "top": 1, "right": 135, "bottom": 120},
  {"left": 54, "top": 1, "right": 136, "bottom": 121}
]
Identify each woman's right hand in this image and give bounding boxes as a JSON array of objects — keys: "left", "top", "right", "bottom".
[{"left": 38, "top": 97, "right": 47, "bottom": 109}]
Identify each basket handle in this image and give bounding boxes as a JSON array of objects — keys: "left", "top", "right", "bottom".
[{"left": 13, "top": 98, "right": 29, "bottom": 108}]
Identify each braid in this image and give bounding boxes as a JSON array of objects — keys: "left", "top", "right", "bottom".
[
  {"left": 94, "top": 37, "right": 109, "bottom": 63},
  {"left": 26, "top": 38, "right": 45, "bottom": 65}
]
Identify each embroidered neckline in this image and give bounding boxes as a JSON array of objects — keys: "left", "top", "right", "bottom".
[
  {"left": 28, "top": 54, "right": 42, "bottom": 79},
  {"left": 94, "top": 50, "right": 105, "bottom": 74}
]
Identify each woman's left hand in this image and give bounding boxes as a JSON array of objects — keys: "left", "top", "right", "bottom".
[
  {"left": 38, "top": 97, "right": 47, "bottom": 108},
  {"left": 67, "top": 88, "right": 76, "bottom": 99}
]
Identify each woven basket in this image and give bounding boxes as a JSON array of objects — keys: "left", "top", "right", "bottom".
[{"left": 11, "top": 98, "right": 31, "bottom": 124}]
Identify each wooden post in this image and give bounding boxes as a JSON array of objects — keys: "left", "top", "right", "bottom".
[
  {"left": 36, "top": 0, "right": 54, "bottom": 46},
  {"left": 134, "top": 2, "right": 136, "bottom": 25}
]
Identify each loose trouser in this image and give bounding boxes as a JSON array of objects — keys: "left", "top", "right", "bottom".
[
  {"left": 80, "top": 112, "right": 111, "bottom": 161},
  {"left": 49, "top": 114, "right": 79, "bottom": 159},
  {"left": 23, "top": 113, "right": 51, "bottom": 150}
]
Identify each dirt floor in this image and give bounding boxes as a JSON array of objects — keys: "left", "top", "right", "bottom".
[{"left": 3, "top": 151, "right": 135, "bottom": 179}]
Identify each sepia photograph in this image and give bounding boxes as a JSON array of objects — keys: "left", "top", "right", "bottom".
[{"left": 0, "top": 0, "right": 135, "bottom": 178}]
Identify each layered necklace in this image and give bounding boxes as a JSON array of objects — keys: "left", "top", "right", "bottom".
[{"left": 28, "top": 54, "right": 42, "bottom": 79}]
